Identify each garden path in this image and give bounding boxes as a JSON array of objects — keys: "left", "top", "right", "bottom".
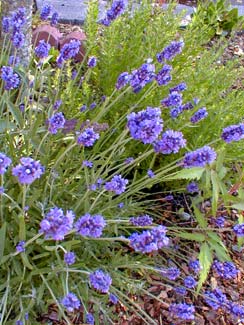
[{"left": 35, "top": 0, "right": 244, "bottom": 25}]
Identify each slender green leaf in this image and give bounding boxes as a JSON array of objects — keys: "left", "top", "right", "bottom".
[
  {"left": 197, "top": 242, "right": 213, "bottom": 293},
  {"left": 167, "top": 167, "right": 205, "bottom": 180},
  {"left": 193, "top": 204, "right": 208, "bottom": 228},
  {"left": 232, "top": 203, "right": 244, "bottom": 210},
  {"left": 0, "top": 223, "right": 7, "bottom": 261},
  {"left": 177, "top": 232, "right": 205, "bottom": 241},
  {"left": 211, "top": 170, "right": 219, "bottom": 216}
]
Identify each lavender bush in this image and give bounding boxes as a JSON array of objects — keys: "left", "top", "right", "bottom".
[{"left": 0, "top": 1, "right": 243, "bottom": 324}]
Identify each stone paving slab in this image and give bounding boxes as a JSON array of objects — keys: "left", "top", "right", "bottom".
[
  {"left": 35, "top": 0, "right": 107, "bottom": 24},
  {"left": 35, "top": 0, "right": 244, "bottom": 25}
]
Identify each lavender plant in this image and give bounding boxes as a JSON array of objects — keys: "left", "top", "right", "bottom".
[{"left": 0, "top": 2, "right": 243, "bottom": 324}]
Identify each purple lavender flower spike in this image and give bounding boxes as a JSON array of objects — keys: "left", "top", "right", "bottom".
[
  {"left": 89, "top": 269, "right": 112, "bottom": 293},
  {"left": 157, "top": 40, "right": 184, "bottom": 63},
  {"left": 77, "top": 127, "right": 100, "bottom": 147},
  {"left": 129, "top": 225, "right": 169, "bottom": 254},
  {"left": 48, "top": 112, "right": 66, "bottom": 134},
  {"left": 35, "top": 40, "right": 51, "bottom": 59},
  {"left": 221, "top": 123, "right": 244, "bottom": 143},
  {"left": 130, "top": 61, "right": 155, "bottom": 93},
  {"left": 186, "top": 182, "right": 199, "bottom": 193},
  {"left": 127, "top": 107, "right": 163, "bottom": 144},
  {"left": 104, "top": 175, "right": 128, "bottom": 195},
  {"left": 64, "top": 252, "right": 76, "bottom": 265},
  {"left": 61, "top": 292, "right": 81, "bottom": 312},
  {"left": 75, "top": 213, "right": 106, "bottom": 238},
  {"left": 161, "top": 267, "right": 180, "bottom": 280},
  {"left": 190, "top": 107, "right": 208, "bottom": 124},
  {"left": 12, "top": 157, "right": 44, "bottom": 184},
  {"left": 169, "top": 303, "right": 195, "bottom": 320},
  {"left": 1, "top": 66, "right": 20, "bottom": 90},
  {"left": 184, "top": 275, "right": 197, "bottom": 288},
  {"left": 109, "top": 293, "right": 118, "bottom": 304},
  {"left": 153, "top": 130, "right": 186, "bottom": 154},
  {"left": 170, "top": 82, "right": 187, "bottom": 93},
  {"left": 101, "top": 0, "right": 128, "bottom": 26},
  {"left": 87, "top": 56, "right": 97, "bottom": 68},
  {"left": 212, "top": 260, "right": 239, "bottom": 279},
  {"left": 181, "top": 146, "right": 217, "bottom": 168},
  {"left": 40, "top": 4, "right": 52, "bottom": 21},
  {"left": 16, "top": 240, "right": 25, "bottom": 253},
  {"left": 40, "top": 207, "right": 74, "bottom": 240},
  {"left": 116, "top": 72, "right": 131, "bottom": 90},
  {"left": 233, "top": 223, "right": 244, "bottom": 237},
  {"left": 129, "top": 215, "right": 153, "bottom": 226},
  {"left": 161, "top": 91, "right": 183, "bottom": 107},
  {"left": 57, "top": 40, "right": 81, "bottom": 66},
  {"left": 155, "top": 65, "right": 172, "bottom": 86},
  {"left": 51, "top": 12, "right": 59, "bottom": 26},
  {"left": 204, "top": 288, "right": 227, "bottom": 310},
  {"left": 0, "top": 153, "right": 12, "bottom": 174},
  {"left": 86, "top": 313, "right": 95, "bottom": 324}
]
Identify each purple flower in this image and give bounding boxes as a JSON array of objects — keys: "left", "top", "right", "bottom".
[
  {"left": 221, "top": 123, "right": 244, "bottom": 143},
  {"left": 204, "top": 288, "right": 227, "bottom": 310},
  {"left": 228, "top": 302, "right": 244, "bottom": 318},
  {"left": 53, "top": 100, "right": 62, "bottom": 110},
  {"left": 11, "top": 31, "right": 25, "bottom": 48},
  {"left": 75, "top": 213, "right": 106, "bottom": 238},
  {"left": 16, "top": 241, "right": 25, "bottom": 253},
  {"left": 184, "top": 275, "right": 197, "bottom": 288},
  {"left": 130, "top": 61, "right": 155, "bottom": 93},
  {"left": 8, "top": 55, "right": 20, "bottom": 66},
  {"left": 212, "top": 260, "right": 239, "bottom": 279},
  {"left": 77, "top": 127, "right": 100, "bottom": 147},
  {"left": 189, "top": 259, "right": 201, "bottom": 274},
  {"left": 13, "top": 317, "right": 23, "bottom": 325},
  {"left": 51, "top": 12, "right": 59, "bottom": 26},
  {"left": 157, "top": 41, "right": 184, "bottom": 62},
  {"left": 35, "top": 40, "right": 51, "bottom": 59},
  {"left": 116, "top": 72, "right": 131, "bottom": 90},
  {"left": 233, "top": 223, "right": 244, "bottom": 237},
  {"left": 109, "top": 293, "right": 118, "bottom": 304},
  {"left": 82, "top": 160, "right": 93, "bottom": 168},
  {"left": 186, "top": 182, "right": 199, "bottom": 193},
  {"left": 129, "top": 225, "right": 169, "bottom": 254},
  {"left": 129, "top": 215, "right": 153, "bottom": 226},
  {"left": 124, "top": 157, "right": 134, "bottom": 164},
  {"left": 0, "top": 187, "right": 4, "bottom": 195},
  {"left": 104, "top": 175, "right": 128, "bottom": 195},
  {"left": 182, "top": 101, "right": 194, "bottom": 111},
  {"left": 48, "top": 112, "right": 66, "bottom": 134},
  {"left": 101, "top": 0, "right": 128, "bottom": 26},
  {"left": 64, "top": 252, "right": 76, "bottom": 265},
  {"left": 1, "top": 66, "right": 20, "bottom": 90},
  {"left": 169, "top": 303, "right": 195, "bottom": 320},
  {"left": 174, "top": 286, "right": 187, "bottom": 295},
  {"left": 118, "top": 202, "right": 124, "bottom": 208},
  {"left": 57, "top": 40, "right": 81, "bottom": 66},
  {"left": 80, "top": 105, "right": 87, "bottom": 112},
  {"left": 190, "top": 107, "right": 208, "bottom": 124},
  {"left": 161, "top": 267, "right": 180, "bottom": 280},
  {"left": 215, "top": 216, "right": 225, "bottom": 227},
  {"left": 86, "top": 313, "right": 95, "bottom": 325},
  {"left": 40, "top": 207, "right": 74, "bottom": 240},
  {"left": 61, "top": 292, "right": 81, "bottom": 312},
  {"left": 170, "top": 106, "right": 183, "bottom": 119},
  {"left": 127, "top": 107, "right": 163, "bottom": 144},
  {"left": 89, "top": 269, "right": 112, "bottom": 293},
  {"left": 40, "top": 5, "right": 52, "bottom": 20},
  {"left": 0, "top": 153, "right": 12, "bottom": 174},
  {"left": 170, "top": 82, "right": 187, "bottom": 93},
  {"left": 161, "top": 91, "right": 183, "bottom": 107},
  {"left": 181, "top": 146, "right": 217, "bottom": 168},
  {"left": 89, "top": 184, "right": 97, "bottom": 191},
  {"left": 90, "top": 102, "right": 97, "bottom": 110},
  {"left": 147, "top": 169, "right": 155, "bottom": 178},
  {"left": 12, "top": 157, "right": 44, "bottom": 184},
  {"left": 11, "top": 8, "right": 26, "bottom": 32},
  {"left": 87, "top": 56, "right": 97, "bottom": 68},
  {"left": 155, "top": 65, "right": 172, "bottom": 86},
  {"left": 2, "top": 17, "right": 11, "bottom": 33},
  {"left": 153, "top": 130, "right": 186, "bottom": 154}
]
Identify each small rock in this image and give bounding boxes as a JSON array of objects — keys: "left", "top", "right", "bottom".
[{"left": 32, "top": 24, "right": 62, "bottom": 48}]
